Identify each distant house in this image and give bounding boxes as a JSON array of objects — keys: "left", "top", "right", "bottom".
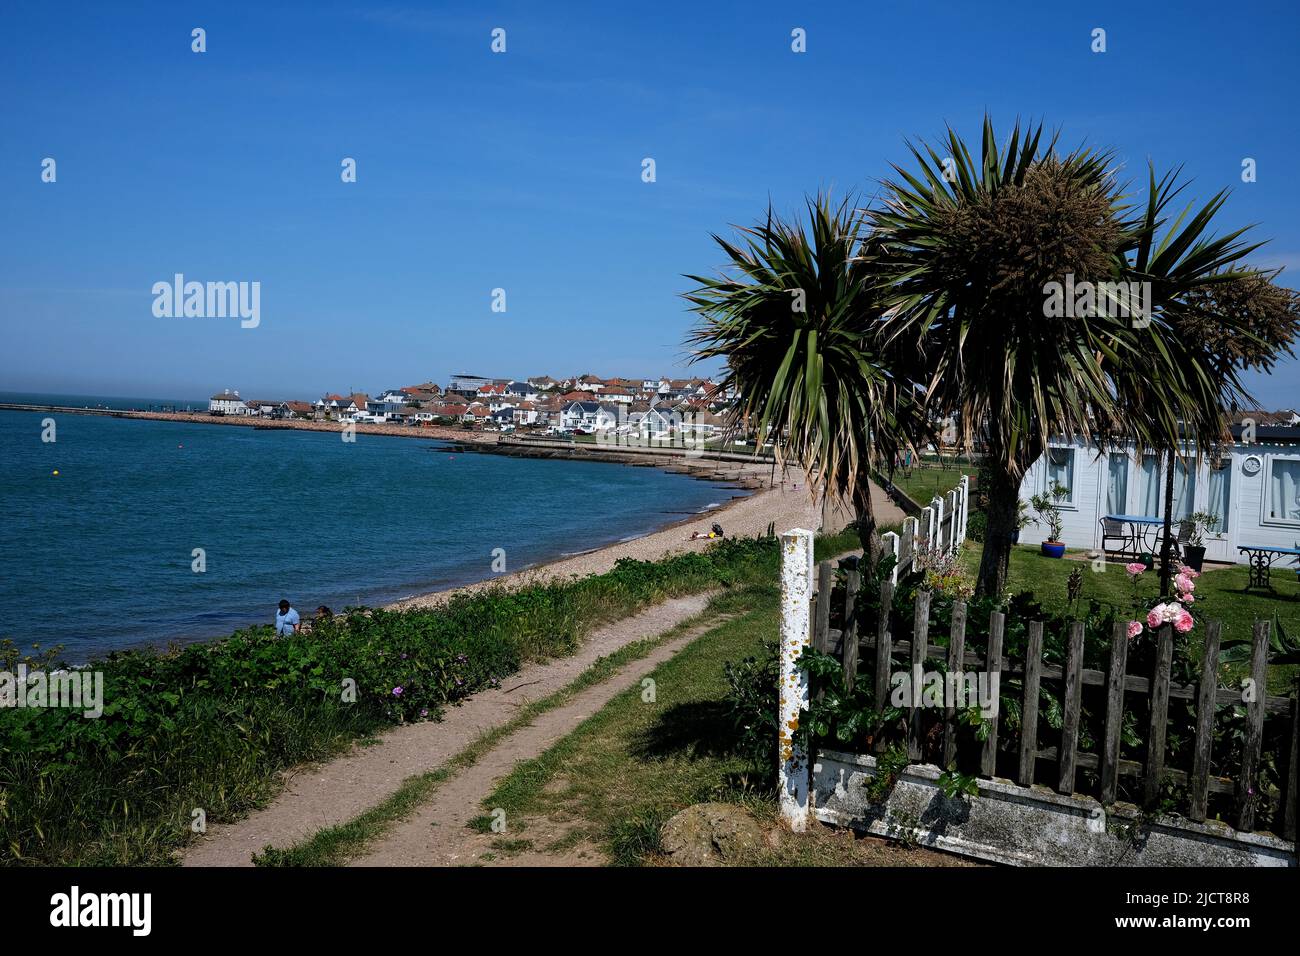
[
  {"left": 534, "top": 398, "right": 566, "bottom": 427},
  {"left": 209, "top": 390, "right": 248, "bottom": 416},
  {"left": 430, "top": 403, "right": 470, "bottom": 421},
  {"left": 315, "top": 394, "right": 351, "bottom": 418},
  {"left": 628, "top": 404, "right": 681, "bottom": 438},
  {"left": 503, "top": 381, "right": 540, "bottom": 402},
  {"left": 375, "top": 389, "right": 409, "bottom": 415},
  {"left": 512, "top": 401, "right": 539, "bottom": 426},
  {"left": 561, "top": 401, "right": 618, "bottom": 431},
  {"left": 527, "top": 375, "right": 558, "bottom": 391},
  {"left": 596, "top": 385, "right": 634, "bottom": 406},
  {"left": 280, "top": 401, "right": 314, "bottom": 419},
  {"left": 243, "top": 399, "right": 277, "bottom": 418},
  {"left": 575, "top": 375, "right": 605, "bottom": 393},
  {"left": 557, "top": 390, "right": 589, "bottom": 404},
  {"left": 402, "top": 382, "right": 441, "bottom": 401}
]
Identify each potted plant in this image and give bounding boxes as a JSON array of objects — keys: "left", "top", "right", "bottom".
[
  {"left": 1029, "top": 482, "right": 1069, "bottom": 558},
  {"left": 1181, "top": 511, "right": 1219, "bottom": 572}
]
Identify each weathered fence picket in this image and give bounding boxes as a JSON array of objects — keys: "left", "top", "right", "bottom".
[
  {"left": 1188, "top": 620, "right": 1222, "bottom": 822},
  {"left": 1019, "top": 622, "right": 1044, "bottom": 787},
  {"left": 908, "top": 589, "right": 931, "bottom": 761},
  {"left": 1100, "top": 622, "right": 1129, "bottom": 805},
  {"left": 1238, "top": 620, "right": 1270, "bottom": 831},
  {"left": 942, "top": 601, "right": 968, "bottom": 768},
  {"left": 1058, "top": 622, "right": 1085, "bottom": 795},
  {"left": 980, "top": 612, "right": 1005, "bottom": 777}
]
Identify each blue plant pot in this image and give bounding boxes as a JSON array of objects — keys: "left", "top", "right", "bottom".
[{"left": 1041, "top": 542, "right": 1066, "bottom": 559}]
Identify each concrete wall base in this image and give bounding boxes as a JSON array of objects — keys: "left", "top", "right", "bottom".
[{"left": 812, "top": 749, "right": 1297, "bottom": 867}]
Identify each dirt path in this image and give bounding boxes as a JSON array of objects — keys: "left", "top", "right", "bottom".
[
  {"left": 182, "top": 592, "right": 717, "bottom": 867},
  {"left": 351, "top": 624, "right": 712, "bottom": 867}
]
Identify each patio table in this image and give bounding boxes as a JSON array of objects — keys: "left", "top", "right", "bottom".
[
  {"left": 1237, "top": 545, "right": 1300, "bottom": 591},
  {"left": 1104, "top": 515, "right": 1165, "bottom": 556}
]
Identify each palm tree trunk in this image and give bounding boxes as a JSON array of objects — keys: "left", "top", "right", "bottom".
[
  {"left": 1158, "top": 453, "right": 1176, "bottom": 596},
  {"left": 976, "top": 469, "right": 1018, "bottom": 597},
  {"left": 853, "top": 468, "right": 884, "bottom": 574}
]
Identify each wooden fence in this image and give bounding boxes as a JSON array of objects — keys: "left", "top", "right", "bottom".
[
  {"left": 879, "top": 474, "right": 969, "bottom": 585},
  {"left": 797, "top": 557, "right": 1299, "bottom": 840}
]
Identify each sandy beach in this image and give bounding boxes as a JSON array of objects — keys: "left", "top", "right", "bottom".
[{"left": 388, "top": 465, "right": 895, "bottom": 611}]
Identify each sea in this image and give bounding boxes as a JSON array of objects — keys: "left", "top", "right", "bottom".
[{"left": 0, "top": 393, "right": 739, "bottom": 661}]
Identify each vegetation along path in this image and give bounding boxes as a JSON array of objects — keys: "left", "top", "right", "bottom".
[{"left": 182, "top": 592, "right": 719, "bottom": 867}]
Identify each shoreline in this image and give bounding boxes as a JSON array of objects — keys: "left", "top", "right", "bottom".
[
  {"left": 7, "top": 404, "right": 834, "bottom": 659},
  {"left": 385, "top": 466, "right": 830, "bottom": 612}
]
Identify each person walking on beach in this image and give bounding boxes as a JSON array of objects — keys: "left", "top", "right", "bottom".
[{"left": 275, "top": 599, "right": 301, "bottom": 637}]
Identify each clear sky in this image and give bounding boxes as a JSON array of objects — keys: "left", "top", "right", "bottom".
[{"left": 2, "top": 0, "right": 1297, "bottom": 406}]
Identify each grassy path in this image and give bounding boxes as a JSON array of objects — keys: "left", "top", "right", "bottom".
[{"left": 184, "top": 591, "right": 721, "bottom": 866}]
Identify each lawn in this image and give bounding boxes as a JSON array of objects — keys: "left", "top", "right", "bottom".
[
  {"left": 883, "top": 463, "right": 975, "bottom": 509},
  {"left": 964, "top": 545, "right": 1300, "bottom": 692}
]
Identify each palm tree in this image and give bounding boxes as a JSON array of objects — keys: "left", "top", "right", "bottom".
[
  {"left": 1109, "top": 168, "right": 1267, "bottom": 594},
  {"left": 684, "top": 194, "right": 924, "bottom": 572},
  {"left": 869, "top": 118, "right": 1262, "bottom": 597}
]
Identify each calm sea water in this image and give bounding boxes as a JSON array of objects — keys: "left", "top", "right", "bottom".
[{"left": 0, "top": 407, "right": 738, "bottom": 661}]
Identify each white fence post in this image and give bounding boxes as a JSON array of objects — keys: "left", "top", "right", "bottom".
[
  {"left": 958, "top": 474, "right": 970, "bottom": 546},
  {"left": 930, "top": 496, "right": 944, "bottom": 556},
  {"left": 881, "top": 530, "right": 900, "bottom": 585},
  {"left": 778, "top": 528, "right": 815, "bottom": 831}
]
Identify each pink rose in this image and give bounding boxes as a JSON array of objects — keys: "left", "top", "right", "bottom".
[
  {"left": 1180, "top": 593, "right": 1195, "bottom": 604},
  {"left": 1146, "top": 608, "right": 1162, "bottom": 629},
  {"left": 1126, "top": 620, "right": 1143, "bottom": 640},
  {"left": 1174, "top": 608, "right": 1195, "bottom": 633},
  {"left": 1125, "top": 563, "right": 1147, "bottom": 576},
  {"left": 1174, "top": 573, "right": 1195, "bottom": 594}
]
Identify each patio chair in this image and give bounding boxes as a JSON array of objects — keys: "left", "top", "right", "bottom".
[
  {"left": 1100, "top": 517, "right": 1132, "bottom": 558},
  {"left": 1161, "top": 520, "right": 1194, "bottom": 562}
]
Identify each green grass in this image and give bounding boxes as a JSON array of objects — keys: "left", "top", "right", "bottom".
[
  {"left": 885, "top": 464, "right": 974, "bottom": 510},
  {"left": 478, "top": 595, "right": 779, "bottom": 864},
  {"left": 965, "top": 545, "right": 1300, "bottom": 690}
]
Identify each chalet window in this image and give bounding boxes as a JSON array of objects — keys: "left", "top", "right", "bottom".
[
  {"left": 1265, "top": 456, "right": 1300, "bottom": 525},
  {"left": 1207, "top": 459, "right": 1231, "bottom": 533},
  {"left": 1138, "top": 455, "right": 1161, "bottom": 518},
  {"left": 1106, "top": 453, "right": 1128, "bottom": 515},
  {"left": 1045, "top": 447, "right": 1075, "bottom": 502},
  {"left": 1171, "top": 458, "right": 1197, "bottom": 522}
]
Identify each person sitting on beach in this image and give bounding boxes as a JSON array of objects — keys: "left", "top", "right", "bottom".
[
  {"left": 275, "top": 599, "right": 301, "bottom": 637},
  {"left": 316, "top": 605, "right": 333, "bottom": 621}
]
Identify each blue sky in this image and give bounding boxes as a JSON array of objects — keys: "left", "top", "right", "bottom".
[{"left": 2, "top": 0, "right": 1297, "bottom": 406}]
